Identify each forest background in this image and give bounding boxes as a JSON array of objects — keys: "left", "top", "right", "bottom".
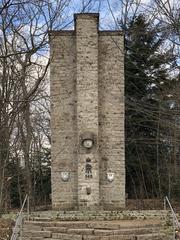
[{"left": 0, "top": 0, "right": 179, "bottom": 214}]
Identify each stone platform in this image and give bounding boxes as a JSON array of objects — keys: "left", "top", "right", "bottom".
[
  {"left": 29, "top": 210, "right": 169, "bottom": 221},
  {"left": 21, "top": 219, "right": 170, "bottom": 240},
  {"left": 18, "top": 210, "right": 173, "bottom": 240}
]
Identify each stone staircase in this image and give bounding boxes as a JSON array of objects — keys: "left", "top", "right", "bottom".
[
  {"left": 20, "top": 218, "right": 171, "bottom": 240},
  {"left": 27, "top": 210, "right": 169, "bottom": 221}
]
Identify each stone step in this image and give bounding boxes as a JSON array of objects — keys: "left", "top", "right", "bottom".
[
  {"left": 93, "top": 227, "right": 162, "bottom": 236},
  {"left": 50, "top": 233, "right": 169, "bottom": 240},
  {"left": 20, "top": 236, "right": 170, "bottom": 240},
  {"left": 21, "top": 238, "right": 43, "bottom": 240},
  {"left": 21, "top": 227, "right": 166, "bottom": 239},
  {"left": 18, "top": 215, "right": 171, "bottom": 240},
  {"left": 23, "top": 220, "right": 162, "bottom": 230},
  {"left": 24, "top": 221, "right": 88, "bottom": 228},
  {"left": 23, "top": 227, "right": 162, "bottom": 237},
  {"left": 41, "top": 226, "right": 68, "bottom": 233},
  {"left": 20, "top": 237, "right": 45, "bottom": 240},
  {"left": 19, "top": 229, "right": 171, "bottom": 240},
  {"left": 87, "top": 221, "right": 162, "bottom": 229},
  {"left": 22, "top": 230, "right": 52, "bottom": 238},
  {"left": 136, "top": 233, "right": 170, "bottom": 240},
  {"left": 28, "top": 210, "right": 169, "bottom": 221}
]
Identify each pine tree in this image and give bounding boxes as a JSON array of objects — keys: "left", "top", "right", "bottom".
[{"left": 125, "top": 15, "right": 176, "bottom": 199}]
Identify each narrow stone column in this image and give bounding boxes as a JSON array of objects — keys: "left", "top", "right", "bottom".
[
  {"left": 50, "top": 30, "right": 77, "bottom": 210},
  {"left": 75, "top": 14, "right": 99, "bottom": 209}
]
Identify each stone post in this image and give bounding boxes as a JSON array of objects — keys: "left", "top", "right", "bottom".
[{"left": 75, "top": 14, "right": 100, "bottom": 209}]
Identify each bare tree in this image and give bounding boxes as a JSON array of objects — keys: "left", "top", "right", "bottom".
[
  {"left": 107, "top": 0, "right": 143, "bottom": 30},
  {"left": 153, "top": 0, "right": 180, "bottom": 43},
  {"left": 0, "top": 0, "right": 71, "bottom": 212},
  {"left": 81, "top": 0, "right": 101, "bottom": 12}
]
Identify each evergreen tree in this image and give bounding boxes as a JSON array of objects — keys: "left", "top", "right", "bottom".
[{"left": 125, "top": 15, "right": 177, "bottom": 199}]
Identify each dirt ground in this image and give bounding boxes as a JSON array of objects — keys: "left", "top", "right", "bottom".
[
  {"left": 23, "top": 198, "right": 180, "bottom": 212},
  {"left": 0, "top": 219, "right": 13, "bottom": 240},
  {"left": 126, "top": 199, "right": 180, "bottom": 212}
]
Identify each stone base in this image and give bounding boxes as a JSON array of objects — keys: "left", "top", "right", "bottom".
[
  {"left": 20, "top": 212, "right": 171, "bottom": 240},
  {"left": 29, "top": 210, "right": 170, "bottom": 222},
  {"left": 52, "top": 202, "right": 78, "bottom": 211},
  {"left": 102, "top": 202, "right": 126, "bottom": 210},
  {"left": 52, "top": 202, "right": 125, "bottom": 211}
]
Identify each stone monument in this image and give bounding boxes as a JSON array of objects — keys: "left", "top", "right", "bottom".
[{"left": 50, "top": 13, "right": 125, "bottom": 210}]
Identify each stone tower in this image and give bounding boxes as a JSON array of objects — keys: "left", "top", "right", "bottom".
[{"left": 50, "top": 13, "right": 125, "bottom": 210}]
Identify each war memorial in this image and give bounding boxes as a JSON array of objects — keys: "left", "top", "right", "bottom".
[
  {"left": 50, "top": 13, "right": 125, "bottom": 211},
  {"left": 10, "top": 13, "right": 173, "bottom": 240}
]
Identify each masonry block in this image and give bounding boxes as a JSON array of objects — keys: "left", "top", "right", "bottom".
[{"left": 50, "top": 13, "right": 125, "bottom": 210}]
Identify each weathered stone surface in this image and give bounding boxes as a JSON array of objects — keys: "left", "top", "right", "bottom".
[
  {"left": 50, "top": 13, "right": 125, "bottom": 210},
  {"left": 67, "top": 228, "right": 94, "bottom": 235},
  {"left": 18, "top": 213, "right": 172, "bottom": 240},
  {"left": 44, "top": 227, "right": 67, "bottom": 233},
  {"left": 28, "top": 209, "right": 169, "bottom": 222},
  {"left": 52, "top": 233, "right": 82, "bottom": 240},
  {"left": 94, "top": 229, "right": 114, "bottom": 236},
  {"left": 23, "top": 230, "right": 51, "bottom": 238}
]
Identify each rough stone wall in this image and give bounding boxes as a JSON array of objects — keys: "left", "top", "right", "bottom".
[
  {"left": 50, "top": 13, "right": 125, "bottom": 210},
  {"left": 99, "top": 32, "right": 125, "bottom": 209},
  {"left": 50, "top": 32, "right": 78, "bottom": 210},
  {"left": 29, "top": 210, "right": 170, "bottom": 221},
  {"left": 76, "top": 14, "right": 100, "bottom": 209}
]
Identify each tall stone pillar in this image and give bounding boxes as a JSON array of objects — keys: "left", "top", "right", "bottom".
[
  {"left": 75, "top": 14, "right": 99, "bottom": 209},
  {"left": 50, "top": 13, "right": 125, "bottom": 210},
  {"left": 50, "top": 30, "right": 77, "bottom": 210}
]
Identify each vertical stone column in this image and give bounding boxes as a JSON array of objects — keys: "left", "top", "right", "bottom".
[
  {"left": 50, "top": 31, "right": 77, "bottom": 210},
  {"left": 75, "top": 14, "right": 99, "bottom": 209},
  {"left": 99, "top": 32, "right": 125, "bottom": 209}
]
